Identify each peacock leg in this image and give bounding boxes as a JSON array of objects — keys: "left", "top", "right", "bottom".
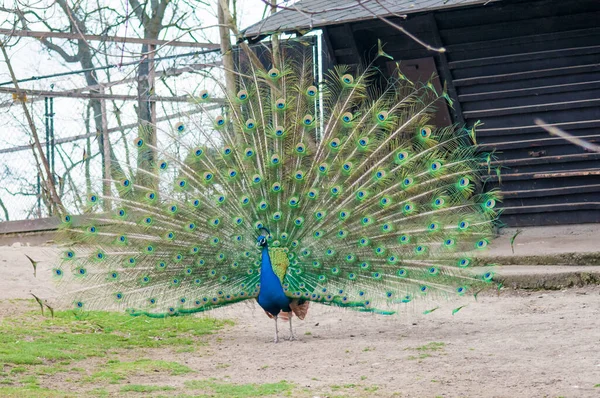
[
  {"left": 288, "top": 316, "right": 295, "bottom": 341},
  {"left": 273, "top": 317, "right": 279, "bottom": 343}
]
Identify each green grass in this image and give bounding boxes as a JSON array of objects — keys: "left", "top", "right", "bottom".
[
  {"left": 414, "top": 342, "right": 445, "bottom": 352},
  {"left": 85, "top": 359, "right": 193, "bottom": 384},
  {"left": 184, "top": 379, "right": 293, "bottom": 397},
  {"left": 0, "top": 386, "right": 75, "bottom": 397},
  {"left": 120, "top": 384, "right": 176, "bottom": 393},
  {"left": 0, "top": 310, "right": 230, "bottom": 365}
]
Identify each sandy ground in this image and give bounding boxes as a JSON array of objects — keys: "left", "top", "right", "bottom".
[{"left": 1, "top": 245, "right": 600, "bottom": 397}]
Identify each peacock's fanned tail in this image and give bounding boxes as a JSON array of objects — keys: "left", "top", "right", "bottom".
[{"left": 54, "top": 48, "right": 500, "bottom": 317}]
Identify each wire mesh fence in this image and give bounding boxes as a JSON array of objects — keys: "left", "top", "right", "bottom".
[{"left": 0, "top": 49, "right": 224, "bottom": 222}]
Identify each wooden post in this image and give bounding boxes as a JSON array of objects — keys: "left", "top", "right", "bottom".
[
  {"left": 100, "top": 87, "right": 111, "bottom": 210},
  {"left": 148, "top": 44, "right": 158, "bottom": 189}
]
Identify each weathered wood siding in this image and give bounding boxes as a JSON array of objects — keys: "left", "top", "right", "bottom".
[{"left": 324, "top": 0, "right": 600, "bottom": 226}]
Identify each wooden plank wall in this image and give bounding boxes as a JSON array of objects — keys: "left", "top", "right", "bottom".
[
  {"left": 324, "top": 0, "right": 600, "bottom": 226},
  {"left": 439, "top": 0, "right": 600, "bottom": 226}
]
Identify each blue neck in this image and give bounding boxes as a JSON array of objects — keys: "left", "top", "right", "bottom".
[
  {"left": 257, "top": 245, "right": 289, "bottom": 316},
  {"left": 259, "top": 246, "right": 278, "bottom": 284}
]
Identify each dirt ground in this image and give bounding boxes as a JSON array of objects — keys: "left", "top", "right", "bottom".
[{"left": 1, "top": 244, "right": 600, "bottom": 397}]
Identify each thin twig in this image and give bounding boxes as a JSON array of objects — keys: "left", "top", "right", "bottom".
[{"left": 534, "top": 118, "right": 600, "bottom": 153}]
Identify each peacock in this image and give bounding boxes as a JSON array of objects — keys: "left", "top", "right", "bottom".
[{"left": 53, "top": 45, "right": 500, "bottom": 342}]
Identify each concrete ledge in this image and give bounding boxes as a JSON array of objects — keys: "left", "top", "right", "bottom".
[
  {"left": 478, "top": 252, "right": 600, "bottom": 266},
  {"left": 495, "top": 265, "right": 600, "bottom": 290}
]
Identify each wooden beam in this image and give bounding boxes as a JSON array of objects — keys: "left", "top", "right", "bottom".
[
  {"left": 0, "top": 62, "right": 220, "bottom": 109},
  {"left": 428, "top": 14, "right": 464, "bottom": 124},
  {"left": 0, "top": 86, "right": 225, "bottom": 103},
  {"left": 343, "top": 23, "right": 363, "bottom": 67},
  {"left": 0, "top": 28, "right": 220, "bottom": 49},
  {"left": 463, "top": 98, "right": 600, "bottom": 119}
]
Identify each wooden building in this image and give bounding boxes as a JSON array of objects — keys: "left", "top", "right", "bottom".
[{"left": 243, "top": 0, "right": 600, "bottom": 227}]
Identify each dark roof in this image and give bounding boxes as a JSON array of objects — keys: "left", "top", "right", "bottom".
[{"left": 244, "top": 0, "right": 499, "bottom": 38}]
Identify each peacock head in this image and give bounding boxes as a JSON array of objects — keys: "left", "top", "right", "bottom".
[{"left": 257, "top": 227, "right": 271, "bottom": 248}]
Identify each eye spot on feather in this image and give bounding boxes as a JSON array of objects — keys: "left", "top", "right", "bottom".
[
  {"left": 396, "top": 151, "right": 408, "bottom": 163},
  {"left": 377, "top": 111, "right": 388, "bottom": 121},
  {"left": 245, "top": 119, "right": 256, "bottom": 130},
  {"left": 199, "top": 89, "right": 209, "bottom": 100},
  {"left": 237, "top": 90, "right": 248, "bottom": 101},
  {"left": 268, "top": 68, "right": 280, "bottom": 78},
  {"left": 303, "top": 115, "right": 314, "bottom": 126},
  {"left": 420, "top": 127, "right": 431, "bottom": 138},
  {"left": 341, "top": 74, "right": 354, "bottom": 84},
  {"left": 274, "top": 126, "right": 285, "bottom": 137},
  {"left": 195, "top": 148, "right": 204, "bottom": 157},
  {"left": 306, "top": 85, "right": 318, "bottom": 96},
  {"left": 275, "top": 98, "right": 286, "bottom": 109},
  {"left": 397, "top": 268, "right": 407, "bottom": 277},
  {"left": 215, "top": 115, "right": 225, "bottom": 126}
]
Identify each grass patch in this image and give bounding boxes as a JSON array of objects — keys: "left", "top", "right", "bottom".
[
  {"left": 120, "top": 384, "right": 176, "bottom": 393},
  {"left": 185, "top": 379, "right": 293, "bottom": 397},
  {"left": 414, "top": 342, "right": 445, "bottom": 352},
  {"left": 407, "top": 354, "right": 431, "bottom": 361},
  {"left": 0, "top": 386, "right": 73, "bottom": 397},
  {"left": 0, "top": 310, "right": 230, "bottom": 366},
  {"left": 407, "top": 342, "right": 446, "bottom": 360},
  {"left": 86, "top": 359, "right": 193, "bottom": 384}
]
